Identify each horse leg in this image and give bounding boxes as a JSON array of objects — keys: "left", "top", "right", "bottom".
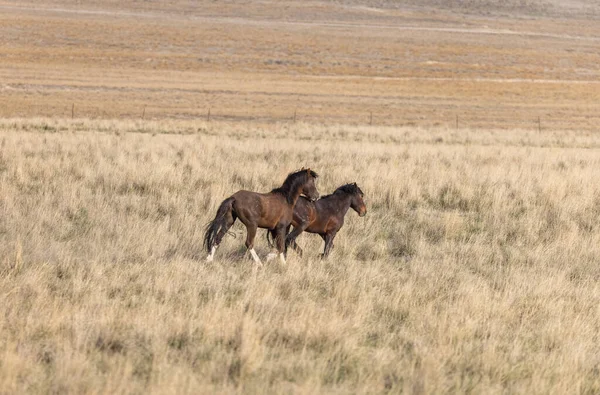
[
  {"left": 283, "top": 224, "right": 292, "bottom": 254},
  {"left": 266, "top": 229, "right": 279, "bottom": 262},
  {"left": 289, "top": 235, "right": 304, "bottom": 257},
  {"left": 287, "top": 224, "right": 304, "bottom": 257},
  {"left": 286, "top": 223, "right": 308, "bottom": 257},
  {"left": 275, "top": 224, "right": 288, "bottom": 264},
  {"left": 244, "top": 223, "right": 262, "bottom": 266},
  {"left": 322, "top": 231, "right": 337, "bottom": 259},
  {"left": 319, "top": 233, "right": 335, "bottom": 250},
  {"left": 318, "top": 234, "right": 326, "bottom": 258}
]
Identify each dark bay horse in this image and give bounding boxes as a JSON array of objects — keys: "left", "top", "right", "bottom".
[
  {"left": 270, "top": 183, "right": 366, "bottom": 258},
  {"left": 204, "top": 169, "right": 319, "bottom": 265}
]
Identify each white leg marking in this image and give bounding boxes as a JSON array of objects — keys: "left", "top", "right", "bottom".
[
  {"left": 206, "top": 246, "right": 217, "bottom": 262},
  {"left": 279, "top": 253, "right": 287, "bottom": 265},
  {"left": 266, "top": 252, "right": 278, "bottom": 262},
  {"left": 250, "top": 248, "right": 262, "bottom": 266}
]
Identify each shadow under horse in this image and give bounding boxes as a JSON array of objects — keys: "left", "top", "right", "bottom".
[
  {"left": 204, "top": 169, "right": 320, "bottom": 265},
  {"left": 270, "top": 183, "right": 367, "bottom": 258}
]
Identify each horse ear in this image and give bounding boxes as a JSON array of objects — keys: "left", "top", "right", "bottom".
[{"left": 353, "top": 182, "right": 357, "bottom": 186}]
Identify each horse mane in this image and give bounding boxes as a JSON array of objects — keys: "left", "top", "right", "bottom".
[
  {"left": 271, "top": 169, "right": 318, "bottom": 204},
  {"left": 320, "top": 183, "right": 362, "bottom": 200}
]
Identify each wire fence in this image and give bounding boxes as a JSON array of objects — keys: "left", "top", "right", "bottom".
[{"left": 16, "top": 102, "right": 600, "bottom": 132}]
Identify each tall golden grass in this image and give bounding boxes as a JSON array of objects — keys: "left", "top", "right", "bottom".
[{"left": 1, "top": 118, "right": 599, "bottom": 394}]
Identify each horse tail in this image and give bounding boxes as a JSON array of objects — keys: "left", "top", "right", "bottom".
[{"left": 204, "top": 197, "right": 235, "bottom": 252}]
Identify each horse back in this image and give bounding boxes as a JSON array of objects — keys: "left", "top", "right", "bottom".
[{"left": 292, "top": 197, "right": 317, "bottom": 227}]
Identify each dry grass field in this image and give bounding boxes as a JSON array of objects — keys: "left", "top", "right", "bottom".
[
  {"left": 2, "top": 0, "right": 600, "bottom": 393},
  {"left": 1, "top": 118, "right": 600, "bottom": 394}
]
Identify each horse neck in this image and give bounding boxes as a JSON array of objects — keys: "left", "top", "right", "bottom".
[
  {"left": 287, "top": 183, "right": 305, "bottom": 206},
  {"left": 323, "top": 192, "right": 353, "bottom": 217},
  {"left": 276, "top": 176, "right": 306, "bottom": 206}
]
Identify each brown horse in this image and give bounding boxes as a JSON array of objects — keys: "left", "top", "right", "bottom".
[
  {"left": 204, "top": 169, "right": 319, "bottom": 265},
  {"left": 270, "top": 183, "right": 366, "bottom": 258}
]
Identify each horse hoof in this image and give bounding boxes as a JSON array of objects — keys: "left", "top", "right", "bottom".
[
  {"left": 206, "top": 256, "right": 214, "bottom": 263},
  {"left": 266, "top": 252, "right": 278, "bottom": 262}
]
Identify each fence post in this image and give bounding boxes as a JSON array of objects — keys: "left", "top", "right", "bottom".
[
  {"left": 293, "top": 109, "right": 297, "bottom": 123},
  {"left": 207, "top": 108, "right": 211, "bottom": 122}
]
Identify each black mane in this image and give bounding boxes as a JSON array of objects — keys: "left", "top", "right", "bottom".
[
  {"left": 320, "top": 183, "right": 362, "bottom": 200},
  {"left": 272, "top": 169, "right": 318, "bottom": 204}
]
